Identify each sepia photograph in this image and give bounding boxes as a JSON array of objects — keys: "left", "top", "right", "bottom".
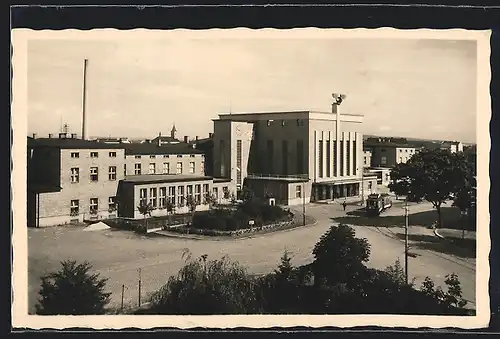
[{"left": 11, "top": 28, "right": 491, "bottom": 329}]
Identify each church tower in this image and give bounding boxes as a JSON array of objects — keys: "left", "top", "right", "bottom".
[{"left": 171, "top": 123, "right": 177, "bottom": 139}]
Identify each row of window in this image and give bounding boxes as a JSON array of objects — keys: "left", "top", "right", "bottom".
[
  {"left": 70, "top": 197, "right": 115, "bottom": 216},
  {"left": 318, "top": 140, "right": 357, "bottom": 178},
  {"left": 266, "top": 119, "right": 305, "bottom": 127},
  {"left": 132, "top": 162, "right": 197, "bottom": 175},
  {"left": 134, "top": 154, "right": 198, "bottom": 159},
  {"left": 70, "top": 151, "right": 118, "bottom": 159},
  {"left": 70, "top": 166, "right": 117, "bottom": 183},
  {"left": 139, "top": 185, "right": 230, "bottom": 208}
]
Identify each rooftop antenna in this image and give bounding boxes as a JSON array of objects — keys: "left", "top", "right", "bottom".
[{"left": 229, "top": 99, "right": 232, "bottom": 115}]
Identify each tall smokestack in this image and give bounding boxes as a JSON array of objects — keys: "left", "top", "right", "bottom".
[{"left": 82, "top": 59, "right": 88, "bottom": 140}]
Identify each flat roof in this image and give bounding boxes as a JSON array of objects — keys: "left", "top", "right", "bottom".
[
  {"left": 364, "top": 142, "right": 416, "bottom": 149},
  {"left": 218, "top": 110, "right": 363, "bottom": 117},
  {"left": 246, "top": 175, "right": 309, "bottom": 183},
  {"left": 28, "top": 137, "right": 126, "bottom": 150},
  {"left": 122, "top": 174, "right": 213, "bottom": 185},
  {"left": 123, "top": 143, "right": 203, "bottom": 156}
]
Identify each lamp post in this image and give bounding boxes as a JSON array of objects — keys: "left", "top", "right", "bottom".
[
  {"left": 303, "top": 180, "right": 306, "bottom": 226},
  {"left": 404, "top": 197, "right": 409, "bottom": 285}
]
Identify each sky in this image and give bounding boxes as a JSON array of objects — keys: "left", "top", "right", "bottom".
[{"left": 27, "top": 37, "right": 477, "bottom": 143}]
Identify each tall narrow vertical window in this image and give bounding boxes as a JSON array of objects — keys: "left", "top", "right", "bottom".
[
  {"left": 176, "top": 162, "right": 183, "bottom": 174},
  {"left": 90, "top": 167, "right": 98, "bottom": 182},
  {"left": 168, "top": 186, "right": 176, "bottom": 205},
  {"left": 318, "top": 140, "right": 323, "bottom": 178},
  {"left": 149, "top": 163, "right": 156, "bottom": 174},
  {"left": 139, "top": 188, "right": 147, "bottom": 206},
  {"left": 89, "top": 198, "right": 98, "bottom": 213},
  {"left": 163, "top": 162, "right": 170, "bottom": 174},
  {"left": 297, "top": 139, "right": 304, "bottom": 175},
  {"left": 189, "top": 162, "right": 195, "bottom": 174},
  {"left": 108, "top": 166, "right": 117, "bottom": 180},
  {"left": 353, "top": 141, "right": 357, "bottom": 175},
  {"left": 177, "top": 186, "right": 185, "bottom": 207},
  {"left": 220, "top": 140, "right": 226, "bottom": 177},
  {"left": 282, "top": 140, "right": 288, "bottom": 175},
  {"left": 90, "top": 152, "right": 99, "bottom": 158},
  {"left": 346, "top": 140, "right": 351, "bottom": 176},
  {"left": 71, "top": 167, "right": 80, "bottom": 183},
  {"left": 159, "top": 187, "right": 166, "bottom": 208},
  {"left": 333, "top": 141, "right": 337, "bottom": 176},
  {"left": 186, "top": 185, "right": 193, "bottom": 199},
  {"left": 134, "top": 163, "right": 141, "bottom": 175},
  {"left": 340, "top": 141, "right": 344, "bottom": 176},
  {"left": 108, "top": 196, "right": 116, "bottom": 211},
  {"left": 326, "top": 140, "right": 331, "bottom": 177},
  {"left": 149, "top": 187, "right": 157, "bottom": 208},
  {"left": 236, "top": 139, "right": 242, "bottom": 185},
  {"left": 212, "top": 187, "right": 218, "bottom": 200},
  {"left": 124, "top": 164, "right": 127, "bottom": 177},
  {"left": 195, "top": 184, "right": 201, "bottom": 204},
  {"left": 266, "top": 140, "right": 274, "bottom": 174}
]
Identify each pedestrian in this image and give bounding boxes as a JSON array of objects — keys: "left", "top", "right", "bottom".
[{"left": 342, "top": 199, "right": 347, "bottom": 212}]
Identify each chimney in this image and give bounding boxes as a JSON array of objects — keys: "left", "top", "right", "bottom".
[
  {"left": 209, "top": 132, "right": 213, "bottom": 138},
  {"left": 81, "top": 59, "right": 88, "bottom": 140},
  {"left": 195, "top": 136, "right": 199, "bottom": 141},
  {"left": 32, "top": 133, "right": 37, "bottom": 139},
  {"left": 159, "top": 132, "right": 162, "bottom": 137},
  {"left": 48, "top": 133, "right": 53, "bottom": 138},
  {"left": 184, "top": 136, "right": 188, "bottom": 143}
]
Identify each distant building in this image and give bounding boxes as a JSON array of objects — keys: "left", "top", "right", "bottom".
[
  {"left": 440, "top": 141, "right": 463, "bottom": 153},
  {"left": 364, "top": 141, "right": 416, "bottom": 167},
  {"left": 150, "top": 125, "right": 182, "bottom": 146},
  {"left": 363, "top": 150, "right": 372, "bottom": 168}
]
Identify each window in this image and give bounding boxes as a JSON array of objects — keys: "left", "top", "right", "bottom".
[
  {"left": 381, "top": 148, "right": 387, "bottom": 153},
  {"left": 149, "top": 163, "right": 156, "bottom": 174},
  {"left": 109, "top": 151, "right": 117, "bottom": 157},
  {"left": 90, "top": 152, "right": 99, "bottom": 158},
  {"left": 282, "top": 140, "right": 288, "bottom": 175},
  {"left": 223, "top": 186, "right": 230, "bottom": 199},
  {"left": 346, "top": 141, "right": 351, "bottom": 176},
  {"left": 213, "top": 187, "right": 218, "bottom": 199},
  {"left": 368, "top": 182, "right": 373, "bottom": 190},
  {"left": 90, "top": 167, "right": 98, "bottom": 181},
  {"left": 189, "top": 162, "right": 195, "bottom": 174},
  {"left": 177, "top": 186, "right": 184, "bottom": 207},
  {"left": 364, "top": 157, "right": 367, "bottom": 165},
  {"left": 326, "top": 140, "right": 331, "bottom": 177},
  {"left": 296, "top": 119, "right": 301, "bottom": 126},
  {"left": 71, "top": 152, "right": 79, "bottom": 158},
  {"left": 177, "top": 155, "right": 183, "bottom": 158},
  {"left": 149, "top": 188, "right": 157, "bottom": 208},
  {"left": 124, "top": 164, "right": 127, "bottom": 176},
  {"left": 267, "top": 120, "right": 272, "bottom": 126},
  {"left": 195, "top": 184, "right": 201, "bottom": 204},
  {"left": 186, "top": 185, "right": 193, "bottom": 199},
  {"left": 163, "top": 155, "right": 169, "bottom": 158},
  {"left": 176, "top": 162, "right": 183, "bottom": 174},
  {"left": 318, "top": 140, "right": 323, "bottom": 178},
  {"left": 399, "top": 157, "right": 403, "bottom": 163},
  {"left": 236, "top": 139, "right": 243, "bottom": 183},
  {"left": 333, "top": 141, "right": 338, "bottom": 176},
  {"left": 353, "top": 141, "right": 357, "bottom": 175},
  {"left": 381, "top": 156, "right": 387, "bottom": 165},
  {"left": 168, "top": 186, "right": 176, "bottom": 205},
  {"left": 190, "top": 154, "right": 195, "bottom": 158},
  {"left": 220, "top": 140, "right": 226, "bottom": 177},
  {"left": 89, "top": 198, "right": 98, "bottom": 213},
  {"left": 405, "top": 149, "right": 408, "bottom": 153},
  {"left": 203, "top": 184, "right": 209, "bottom": 195},
  {"left": 70, "top": 200, "right": 79, "bottom": 216},
  {"left": 70, "top": 167, "right": 79, "bottom": 183},
  {"left": 140, "top": 188, "right": 147, "bottom": 205},
  {"left": 134, "top": 163, "right": 142, "bottom": 175},
  {"left": 339, "top": 141, "right": 344, "bottom": 176},
  {"left": 159, "top": 187, "right": 166, "bottom": 208},
  {"left": 135, "top": 155, "right": 142, "bottom": 159},
  {"left": 108, "top": 166, "right": 117, "bottom": 180},
  {"left": 108, "top": 196, "right": 116, "bottom": 211},
  {"left": 150, "top": 155, "right": 156, "bottom": 159},
  {"left": 295, "top": 185, "right": 302, "bottom": 198},
  {"left": 163, "top": 162, "right": 170, "bottom": 174}
]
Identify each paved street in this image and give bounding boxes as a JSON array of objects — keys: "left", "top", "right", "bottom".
[{"left": 28, "top": 200, "right": 476, "bottom": 312}]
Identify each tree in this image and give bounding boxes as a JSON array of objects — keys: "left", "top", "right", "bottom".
[
  {"left": 137, "top": 201, "right": 155, "bottom": 232},
  {"left": 35, "top": 260, "right": 111, "bottom": 315},
  {"left": 147, "top": 255, "right": 259, "bottom": 314},
  {"left": 204, "top": 192, "right": 218, "bottom": 209},
  {"left": 185, "top": 195, "right": 199, "bottom": 226},
  {"left": 312, "top": 224, "right": 371, "bottom": 287},
  {"left": 388, "top": 149, "right": 471, "bottom": 228},
  {"left": 164, "top": 199, "right": 175, "bottom": 228}
]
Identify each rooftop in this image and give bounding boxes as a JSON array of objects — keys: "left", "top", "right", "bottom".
[
  {"left": 122, "top": 174, "right": 213, "bottom": 185},
  {"left": 363, "top": 142, "right": 417, "bottom": 149},
  {"left": 124, "top": 143, "right": 203, "bottom": 156},
  {"left": 28, "top": 137, "right": 126, "bottom": 150},
  {"left": 219, "top": 110, "right": 363, "bottom": 117}
]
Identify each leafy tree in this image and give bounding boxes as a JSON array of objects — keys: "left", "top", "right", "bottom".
[
  {"left": 204, "top": 192, "right": 218, "bottom": 209},
  {"left": 35, "top": 260, "right": 111, "bottom": 315},
  {"left": 185, "top": 195, "right": 199, "bottom": 225},
  {"left": 147, "top": 255, "right": 260, "bottom": 314},
  {"left": 240, "top": 187, "right": 255, "bottom": 203},
  {"left": 420, "top": 274, "right": 468, "bottom": 309},
  {"left": 312, "top": 224, "right": 371, "bottom": 287},
  {"left": 164, "top": 199, "right": 175, "bottom": 228},
  {"left": 389, "top": 149, "right": 471, "bottom": 228},
  {"left": 137, "top": 201, "right": 155, "bottom": 232},
  {"left": 384, "top": 258, "right": 415, "bottom": 287}
]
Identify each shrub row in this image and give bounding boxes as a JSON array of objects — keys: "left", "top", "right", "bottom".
[{"left": 168, "top": 220, "right": 295, "bottom": 237}]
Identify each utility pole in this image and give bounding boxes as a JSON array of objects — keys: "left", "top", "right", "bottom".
[
  {"left": 360, "top": 168, "right": 364, "bottom": 207},
  {"left": 404, "top": 198, "right": 409, "bottom": 285},
  {"left": 138, "top": 268, "right": 142, "bottom": 307}
]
